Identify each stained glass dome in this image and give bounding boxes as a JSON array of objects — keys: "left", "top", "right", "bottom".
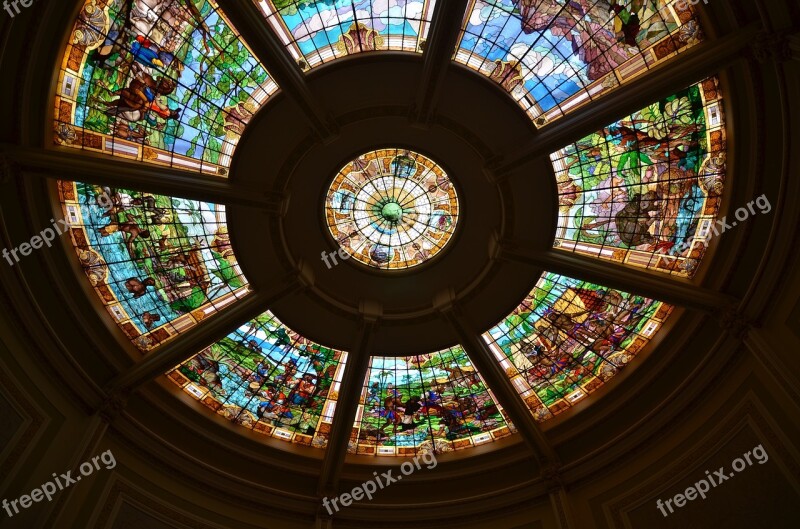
[
  {"left": 324, "top": 149, "right": 460, "bottom": 270},
  {"left": 48, "top": 0, "right": 727, "bottom": 459}
]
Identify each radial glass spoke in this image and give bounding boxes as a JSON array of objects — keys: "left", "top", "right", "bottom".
[
  {"left": 551, "top": 78, "right": 726, "bottom": 278},
  {"left": 56, "top": 0, "right": 278, "bottom": 174},
  {"left": 58, "top": 180, "right": 250, "bottom": 351},
  {"left": 457, "top": 0, "right": 703, "bottom": 127},
  {"left": 168, "top": 311, "right": 348, "bottom": 448},
  {"left": 351, "top": 347, "right": 514, "bottom": 457},
  {"left": 253, "top": 0, "right": 438, "bottom": 70},
  {"left": 483, "top": 272, "right": 672, "bottom": 420}
]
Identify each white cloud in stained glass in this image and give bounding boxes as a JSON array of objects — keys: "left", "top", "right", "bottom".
[
  {"left": 457, "top": 0, "right": 702, "bottom": 126},
  {"left": 255, "top": 0, "right": 438, "bottom": 68}
]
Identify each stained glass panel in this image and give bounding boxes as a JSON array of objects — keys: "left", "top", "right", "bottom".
[
  {"left": 168, "top": 311, "right": 347, "bottom": 448},
  {"left": 58, "top": 181, "right": 249, "bottom": 351},
  {"left": 55, "top": 0, "right": 277, "bottom": 174},
  {"left": 254, "top": 0, "right": 438, "bottom": 69},
  {"left": 457, "top": 0, "right": 702, "bottom": 125},
  {"left": 350, "top": 347, "right": 513, "bottom": 456},
  {"left": 551, "top": 78, "right": 725, "bottom": 277},
  {"left": 483, "top": 272, "right": 672, "bottom": 420},
  {"left": 325, "top": 148, "right": 460, "bottom": 270}
]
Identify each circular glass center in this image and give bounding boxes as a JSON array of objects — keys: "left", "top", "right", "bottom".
[
  {"left": 380, "top": 202, "right": 403, "bottom": 222},
  {"left": 325, "top": 149, "right": 460, "bottom": 270}
]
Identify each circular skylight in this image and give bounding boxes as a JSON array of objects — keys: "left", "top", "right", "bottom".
[
  {"left": 49, "top": 0, "right": 724, "bottom": 458},
  {"left": 324, "top": 149, "right": 460, "bottom": 270}
]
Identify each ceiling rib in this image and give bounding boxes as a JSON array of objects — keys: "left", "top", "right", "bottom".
[
  {"left": 102, "top": 268, "right": 312, "bottom": 400},
  {"left": 440, "top": 304, "right": 558, "bottom": 471},
  {"left": 412, "top": 0, "right": 470, "bottom": 125},
  {"left": 215, "top": 0, "right": 339, "bottom": 142},
  {"left": 316, "top": 319, "right": 377, "bottom": 498},
  {"left": 494, "top": 238, "right": 738, "bottom": 312},
  {"left": 487, "top": 21, "right": 763, "bottom": 181},
  {"left": 1, "top": 145, "right": 284, "bottom": 211}
]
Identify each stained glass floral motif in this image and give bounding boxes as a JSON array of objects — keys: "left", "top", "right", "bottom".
[
  {"left": 325, "top": 149, "right": 459, "bottom": 270},
  {"left": 168, "top": 311, "right": 347, "bottom": 448},
  {"left": 254, "top": 0, "right": 438, "bottom": 69},
  {"left": 58, "top": 181, "right": 249, "bottom": 351},
  {"left": 55, "top": 0, "right": 277, "bottom": 174},
  {"left": 350, "top": 348, "right": 513, "bottom": 456},
  {"left": 483, "top": 272, "right": 672, "bottom": 420},
  {"left": 457, "top": 0, "right": 702, "bottom": 125},
  {"left": 551, "top": 78, "right": 725, "bottom": 277}
]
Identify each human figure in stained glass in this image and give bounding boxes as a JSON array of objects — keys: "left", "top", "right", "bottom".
[
  {"left": 124, "top": 277, "right": 157, "bottom": 298},
  {"left": 379, "top": 392, "right": 403, "bottom": 435},
  {"left": 365, "top": 382, "right": 381, "bottom": 409}
]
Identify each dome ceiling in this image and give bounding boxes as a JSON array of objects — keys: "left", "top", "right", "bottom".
[{"left": 50, "top": 0, "right": 726, "bottom": 458}]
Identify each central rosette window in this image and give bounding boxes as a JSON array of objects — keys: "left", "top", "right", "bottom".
[{"left": 324, "top": 149, "right": 460, "bottom": 270}]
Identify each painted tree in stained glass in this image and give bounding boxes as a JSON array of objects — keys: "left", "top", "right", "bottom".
[
  {"left": 351, "top": 348, "right": 512, "bottom": 456},
  {"left": 255, "top": 0, "right": 438, "bottom": 69},
  {"left": 169, "top": 311, "right": 347, "bottom": 448},
  {"left": 484, "top": 272, "right": 671, "bottom": 420},
  {"left": 56, "top": 0, "right": 275, "bottom": 172},
  {"left": 551, "top": 78, "right": 725, "bottom": 277},
  {"left": 458, "top": 0, "right": 702, "bottom": 124},
  {"left": 58, "top": 181, "right": 249, "bottom": 351}
]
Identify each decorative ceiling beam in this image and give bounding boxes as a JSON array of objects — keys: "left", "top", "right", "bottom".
[
  {"left": 215, "top": 0, "right": 339, "bottom": 142},
  {"left": 439, "top": 300, "right": 559, "bottom": 471},
  {"left": 316, "top": 318, "right": 377, "bottom": 499},
  {"left": 494, "top": 238, "right": 738, "bottom": 313},
  {"left": 0, "top": 144, "right": 285, "bottom": 212},
  {"left": 489, "top": 22, "right": 762, "bottom": 180},
  {"left": 412, "top": 0, "right": 469, "bottom": 125},
  {"left": 101, "top": 266, "right": 313, "bottom": 404}
]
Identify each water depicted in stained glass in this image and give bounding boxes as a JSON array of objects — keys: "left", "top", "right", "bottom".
[
  {"left": 551, "top": 79, "right": 725, "bottom": 277},
  {"left": 483, "top": 272, "right": 671, "bottom": 420},
  {"left": 350, "top": 348, "right": 513, "bottom": 456},
  {"left": 55, "top": 0, "right": 276, "bottom": 173},
  {"left": 255, "top": 0, "right": 438, "bottom": 69},
  {"left": 325, "top": 149, "right": 460, "bottom": 270},
  {"left": 457, "top": 0, "right": 702, "bottom": 125},
  {"left": 58, "top": 181, "right": 249, "bottom": 351},
  {"left": 168, "top": 311, "right": 347, "bottom": 448}
]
